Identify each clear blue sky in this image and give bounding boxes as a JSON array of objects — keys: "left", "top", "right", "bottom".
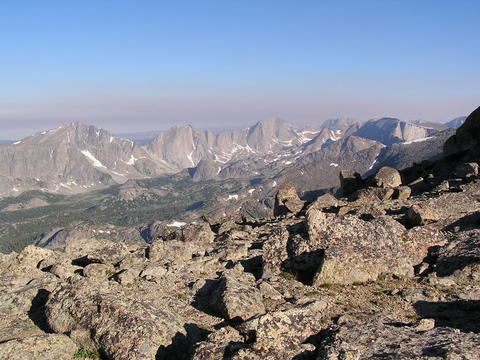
[{"left": 0, "top": 0, "right": 478, "bottom": 138}]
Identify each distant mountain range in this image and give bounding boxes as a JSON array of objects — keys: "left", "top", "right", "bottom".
[{"left": 0, "top": 115, "right": 466, "bottom": 197}]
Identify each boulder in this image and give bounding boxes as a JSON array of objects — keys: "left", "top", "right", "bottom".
[
  {"left": 113, "top": 268, "right": 137, "bottom": 285},
  {"left": 181, "top": 222, "right": 215, "bottom": 243},
  {"left": 454, "top": 162, "right": 479, "bottom": 179},
  {"left": 49, "top": 259, "right": 82, "bottom": 279},
  {"left": 394, "top": 185, "right": 412, "bottom": 200},
  {"left": 373, "top": 166, "right": 402, "bottom": 188},
  {"left": 274, "top": 183, "right": 304, "bottom": 217},
  {"left": 193, "top": 326, "right": 244, "bottom": 360},
  {"left": 148, "top": 240, "right": 194, "bottom": 263},
  {"left": 308, "top": 193, "right": 344, "bottom": 210},
  {"left": 303, "top": 209, "right": 413, "bottom": 284},
  {"left": 210, "top": 265, "right": 265, "bottom": 321},
  {"left": 46, "top": 277, "right": 184, "bottom": 359},
  {"left": 240, "top": 300, "right": 327, "bottom": 352},
  {"left": 82, "top": 263, "right": 115, "bottom": 279},
  {"left": 139, "top": 264, "right": 167, "bottom": 281},
  {"left": 407, "top": 204, "right": 441, "bottom": 226},
  {"left": 262, "top": 227, "right": 289, "bottom": 278},
  {"left": 64, "top": 239, "right": 130, "bottom": 266},
  {"left": 351, "top": 187, "right": 394, "bottom": 203}
]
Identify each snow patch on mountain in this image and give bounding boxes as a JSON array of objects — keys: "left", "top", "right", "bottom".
[{"left": 81, "top": 150, "right": 106, "bottom": 168}]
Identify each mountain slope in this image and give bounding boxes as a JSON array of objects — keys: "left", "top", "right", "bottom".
[
  {"left": 0, "top": 123, "right": 175, "bottom": 197},
  {"left": 354, "top": 117, "right": 436, "bottom": 146},
  {"left": 0, "top": 116, "right": 444, "bottom": 198}
]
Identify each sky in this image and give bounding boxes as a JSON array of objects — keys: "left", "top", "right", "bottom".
[{"left": 0, "top": 0, "right": 479, "bottom": 139}]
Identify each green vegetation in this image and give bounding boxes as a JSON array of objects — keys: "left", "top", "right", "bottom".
[
  {"left": 74, "top": 348, "right": 99, "bottom": 359},
  {"left": 0, "top": 173, "right": 249, "bottom": 253},
  {"left": 176, "top": 293, "right": 189, "bottom": 301},
  {"left": 280, "top": 270, "right": 297, "bottom": 281},
  {"left": 319, "top": 282, "right": 333, "bottom": 289}
]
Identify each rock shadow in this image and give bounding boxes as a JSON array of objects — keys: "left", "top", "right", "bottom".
[
  {"left": 28, "top": 289, "right": 53, "bottom": 333},
  {"left": 281, "top": 249, "right": 325, "bottom": 286},
  {"left": 442, "top": 212, "right": 480, "bottom": 233},
  {"left": 156, "top": 323, "right": 210, "bottom": 360},
  {"left": 414, "top": 300, "right": 480, "bottom": 333},
  {"left": 191, "top": 279, "right": 220, "bottom": 317}
]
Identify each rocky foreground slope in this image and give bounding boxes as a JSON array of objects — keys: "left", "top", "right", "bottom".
[{"left": 1, "top": 108, "right": 480, "bottom": 359}]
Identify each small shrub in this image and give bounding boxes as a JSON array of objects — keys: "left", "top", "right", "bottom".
[
  {"left": 177, "top": 293, "right": 189, "bottom": 301},
  {"left": 74, "top": 348, "right": 99, "bottom": 359},
  {"left": 319, "top": 282, "right": 333, "bottom": 289},
  {"left": 280, "top": 271, "right": 296, "bottom": 281}
]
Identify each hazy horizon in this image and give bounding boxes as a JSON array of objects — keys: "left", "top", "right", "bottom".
[{"left": 1, "top": 0, "right": 478, "bottom": 139}]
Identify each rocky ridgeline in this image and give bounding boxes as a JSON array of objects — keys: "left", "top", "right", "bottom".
[{"left": 1, "top": 107, "right": 480, "bottom": 359}]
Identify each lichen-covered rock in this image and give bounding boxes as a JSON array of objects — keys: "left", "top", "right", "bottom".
[
  {"left": 45, "top": 277, "right": 184, "bottom": 359},
  {"left": 394, "top": 185, "right": 412, "bottom": 200},
  {"left": 433, "top": 229, "right": 480, "bottom": 280},
  {"left": 82, "top": 263, "right": 115, "bottom": 279},
  {"left": 373, "top": 166, "right": 402, "bottom": 188},
  {"left": 407, "top": 204, "right": 441, "bottom": 226},
  {"left": 407, "top": 191, "right": 480, "bottom": 228},
  {"left": 1, "top": 246, "right": 55, "bottom": 278},
  {"left": 179, "top": 222, "right": 215, "bottom": 244},
  {"left": 274, "top": 183, "right": 305, "bottom": 216},
  {"left": 139, "top": 264, "right": 167, "bottom": 281},
  {"left": 113, "top": 268, "right": 137, "bottom": 285},
  {"left": 193, "top": 326, "right": 244, "bottom": 360},
  {"left": 48, "top": 259, "right": 82, "bottom": 280},
  {"left": 301, "top": 209, "right": 443, "bottom": 284},
  {"left": 318, "top": 315, "right": 480, "bottom": 360},
  {"left": 308, "top": 193, "right": 344, "bottom": 210},
  {"left": 262, "top": 227, "right": 289, "bottom": 278},
  {"left": 351, "top": 186, "right": 394, "bottom": 203},
  {"left": 241, "top": 300, "right": 327, "bottom": 353},
  {"left": 0, "top": 334, "right": 77, "bottom": 360},
  {"left": 148, "top": 240, "right": 195, "bottom": 263},
  {"left": 64, "top": 238, "right": 130, "bottom": 265},
  {"left": 210, "top": 265, "right": 265, "bottom": 321}
]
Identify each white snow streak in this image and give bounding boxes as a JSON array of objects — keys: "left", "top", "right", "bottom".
[
  {"left": 167, "top": 221, "right": 187, "bottom": 228},
  {"left": 80, "top": 150, "right": 106, "bottom": 168}
]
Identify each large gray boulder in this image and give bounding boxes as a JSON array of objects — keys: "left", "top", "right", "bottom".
[
  {"left": 210, "top": 265, "right": 265, "bottom": 321},
  {"left": 46, "top": 277, "right": 184, "bottom": 359},
  {"left": 273, "top": 183, "right": 304, "bottom": 216},
  {"left": 304, "top": 209, "right": 413, "bottom": 284},
  {"left": 373, "top": 166, "right": 402, "bottom": 188},
  {"left": 262, "top": 227, "right": 290, "bottom": 278}
]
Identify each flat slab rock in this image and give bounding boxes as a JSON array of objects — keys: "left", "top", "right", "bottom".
[
  {"left": 318, "top": 315, "right": 480, "bottom": 360},
  {"left": 0, "top": 334, "right": 77, "bottom": 360}
]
